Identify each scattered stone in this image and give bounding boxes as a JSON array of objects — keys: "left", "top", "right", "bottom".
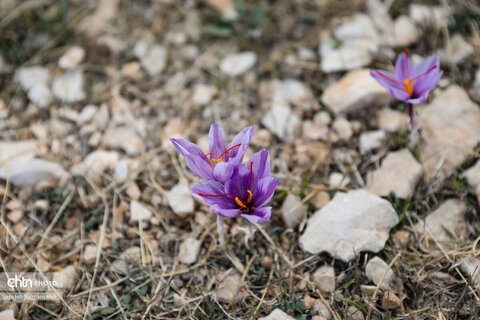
[
  {"left": 259, "top": 309, "right": 295, "bottom": 320},
  {"left": 178, "top": 238, "right": 201, "bottom": 265},
  {"left": 78, "top": 0, "right": 118, "bottom": 37},
  {"left": 220, "top": 52, "right": 256, "bottom": 76},
  {"left": 300, "top": 190, "right": 398, "bottom": 262},
  {"left": 37, "top": 256, "right": 50, "bottom": 272},
  {"left": 304, "top": 294, "right": 316, "bottom": 309},
  {"left": 347, "top": 306, "right": 365, "bottom": 320},
  {"left": 216, "top": 272, "right": 246, "bottom": 303},
  {"left": 312, "top": 191, "right": 330, "bottom": 209},
  {"left": 409, "top": 4, "right": 450, "bottom": 29},
  {"left": 7, "top": 210, "right": 23, "bottom": 224},
  {"left": 392, "top": 230, "right": 410, "bottom": 248},
  {"left": 114, "top": 159, "right": 129, "bottom": 181},
  {"left": 77, "top": 105, "right": 98, "bottom": 126},
  {"left": 438, "top": 34, "right": 474, "bottom": 65},
  {"left": 382, "top": 16, "right": 420, "bottom": 48},
  {"left": 281, "top": 194, "right": 307, "bottom": 229},
  {"left": 28, "top": 84, "right": 52, "bottom": 108},
  {"left": 470, "top": 69, "right": 480, "bottom": 103},
  {"left": 34, "top": 200, "right": 49, "bottom": 211},
  {"left": 207, "top": 0, "right": 237, "bottom": 20},
  {"left": 313, "top": 299, "right": 332, "bottom": 319},
  {"left": 15, "top": 66, "right": 50, "bottom": 90},
  {"left": 140, "top": 44, "right": 168, "bottom": 76},
  {"left": 313, "top": 265, "right": 335, "bottom": 293},
  {"left": 329, "top": 172, "right": 350, "bottom": 188},
  {"left": 333, "top": 14, "right": 379, "bottom": 43},
  {"left": 126, "top": 182, "right": 141, "bottom": 200},
  {"left": 167, "top": 182, "right": 194, "bottom": 217},
  {"left": 459, "top": 258, "right": 480, "bottom": 290},
  {"left": 71, "top": 150, "right": 119, "bottom": 182},
  {"left": 0, "top": 310, "right": 15, "bottom": 320},
  {"left": 102, "top": 126, "right": 145, "bottom": 155},
  {"left": 52, "top": 265, "right": 77, "bottom": 290},
  {"left": 192, "top": 84, "right": 217, "bottom": 106},
  {"left": 51, "top": 69, "right": 85, "bottom": 103},
  {"left": 332, "top": 118, "right": 353, "bottom": 140},
  {"left": 382, "top": 291, "right": 402, "bottom": 309},
  {"left": 320, "top": 38, "right": 373, "bottom": 73},
  {"left": 303, "top": 112, "right": 330, "bottom": 140},
  {"left": 272, "top": 79, "right": 313, "bottom": 109},
  {"left": 360, "top": 284, "right": 377, "bottom": 297},
  {"left": 0, "top": 159, "right": 66, "bottom": 188},
  {"left": 59, "top": 46, "right": 85, "bottom": 69},
  {"left": 365, "top": 256, "right": 395, "bottom": 290},
  {"left": 418, "top": 86, "right": 480, "bottom": 181},
  {"left": 321, "top": 69, "right": 390, "bottom": 114},
  {"left": 463, "top": 160, "right": 480, "bottom": 188},
  {"left": 359, "top": 130, "right": 385, "bottom": 154},
  {"left": 417, "top": 199, "right": 467, "bottom": 243},
  {"left": 83, "top": 244, "right": 98, "bottom": 263},
  {"left": 377, "top": 108, "right": 408, "bottom": 132},
  {"left": 366, "top": 149, "right": 424, "bottom": 198},
  {"left": 366, "top": 0, "right": 391, "bottom": 29},
  {"left": 262, "top": 104, "right": 299, "bottom": 142},
  {"left": 129, "top": 200, "right": 152, "bottom": 223},
  {"left": 111, "top": 258, "right": 128, "bottom": 274}
]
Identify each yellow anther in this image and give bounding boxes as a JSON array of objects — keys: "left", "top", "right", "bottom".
[
  {"left": 210, "top": 159, "right": 215, "bottom": 169},
  {"left": 235, "top": 197, "right": 246, "bottom": 209},
  {"left": 403, "top": 77, "right": 414, "bottom": 97},
  {"left": 246, "top": 190, "right": 252, "bottom": 203}
]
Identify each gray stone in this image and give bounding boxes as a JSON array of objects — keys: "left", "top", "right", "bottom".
[
  {"left": 359, "top": 130, "right": 385, "bottom": 154},
  {"left": 365, "top": 256, "right": 395, "bottom": 290},
  {"left": 281, "top": 194, "right": 307, "bottom": 229}
]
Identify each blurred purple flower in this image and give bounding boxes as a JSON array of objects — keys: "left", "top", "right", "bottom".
[
  {"left": 370, "top": 49, "right": 442, "bottom": 129},
  {"left": 171, "top": 124, "right": 254, "bottom": 182},
  {"left": 191, "top": 149, "right": 278, "bottom": 224}
]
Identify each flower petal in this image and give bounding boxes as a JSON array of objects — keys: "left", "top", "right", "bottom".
[
  {"left": 170, "top": 138, "right": 213, "bottom": 179},
  {"left": 191, "top": 180, "right": 237, "bottom": 209},
  {"left": 395, "top": 52, "right": 415, "bottom": 81},
  {"left": 225, "top": 165, "right": 250, "bottom": 201},
  {"left": 245, "top": 149, "right": 270, "bottom": 188},
  {"left": 414, "top": 55, "right": 439, "bottom": 77},
  {"left": 388, "top": 86, "right": 410, "bottom": 102},
  {"left": 213, "top": 161, "right": 233, "bottom": 182},
  {"left": 224, "top": 125, "right": 255, "bottom": 164},
  {"left": 252, "top": 176, "right": 278, "bottom": 207},
  {"left": 370, "top": 70, "right": 403, "bottom": 91},
  {"left": 242, "top": 207, "right": 272, "bottom": 224},
  {"left": 413, "top": 70, "right": 442, "bottom": 99},
  {"left": 209, "top": 124, "right": 227, "bottom": 160},
  {"left": 211, "top": 204, "right": 243, "bottom": 218}
]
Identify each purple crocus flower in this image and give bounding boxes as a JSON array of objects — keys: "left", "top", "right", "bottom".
[
  {"left": 191, "top": 149, "right": 278, "bottom": 224},
  {"left": 170, "top": 124, "right": 254, "bottom": 182},
  {"left": 370, "top": 49, "right": 442, "bottom": 129}
]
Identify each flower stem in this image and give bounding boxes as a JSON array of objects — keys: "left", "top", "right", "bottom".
[
  {"left": 217, "top": 216, "right": 226, "bottom": 249},
  {"left": 408, "top": 103, "right": 414, "bottom": 131}
]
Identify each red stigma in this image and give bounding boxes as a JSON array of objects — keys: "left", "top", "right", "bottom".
[
  {"left": 202, "top": 152, "right": 220, "bottom": 160},
  {"left": 198, "top": 193, "right": 236, "bottom": 197},
  {"left": 404, "top": 48, "right": 409, "bottom": 77},
  {"left": 249, "top": 162, "right": 253, "bottom": 190},
  {"left": 375, "top": 71, "right": 401, "bottom": 85},
  {"left": 219, "top": 144, "right": 241, "bottom": 160},
  {"left": 413, "top": 65, "right": 437, "bottom": 80}
]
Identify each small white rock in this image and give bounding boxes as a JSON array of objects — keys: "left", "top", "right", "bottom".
[
  {"left": 192, "top": 84, "right": 217, "bottom": 106},
  {"left": 365, "top": 256, "right": 395, "bottom": 290},
  {"left": 259, "top": 309, "right": 296, "bottom": 320},
  {"left": 409, "top": 4, "right": 450, "bottom": 29},
  {"left": 129, "top": 200, "right": 152, "bottom": 223},
  {"left": 377, "top": 108, "right": 408, "bottom": 132},
  {"left": 28, "top": 84, "right": 52, "bottom": 108},
  {"left": 58, "top": 46, "right": 86, "bottom": 69},
  {"left": 167, "top": 182, "right": 194, "bottom": 217},
  {"left": 359, "top": 130, "right": 385, "bottom": 154},
  {"left": 77, "top": 105, "right": 98, "bottom": 126},
  {"left": 438, "top": 34, "right": 474, "bottom": 65},
  {"left": 313, "top": 265, "right": 336, "bottom": 293},
  {"left": 0, "top": 310, "right": 15, "bottom": 320},
  {"left": 261, "top": 104, "right": 299, "bottom": 142},
  {"left": 216, "top": 272, "right": 246, "bottom": 303},
  {"left": 15, "top": 66, "right": 50, "bottom": 90},
  {"left": 382, "top": 16, "right": 420, "bottom": 48},
  {"left": 71, "top": 150, "right": 119, "bottom": 182},
  {"left": 332, "top": 117, "right": 353, "bottom": 140},
  {"left": 141, "top": 44, "right": 167, "bottom": 76},
  {"left": 0, "top": 159, "right": 66, "bottom": 188},
  {"left": 52, "top": 265, "right": 77, "bottom": 290},
  {"left": 178, "top": 238, "right": 201, "bottom": 264},
  {"left": 320, "top": 38, "right": 373, "bottom": 73},
  {"left": 281, "top": 194, "right": 307, "bottom": 229},
  {"left": 83, "top": 244, "right": 98, "bottom": 263},
  {"left": 51, "top": 69, "right": 85, "bottom": 103},
  {"left": 220, "top": 52, "right": 256, "bottom": 76},
  {"left": 329, "top": 172, "right": 350, "bottom": 188},
  {"left": 114, "top": 159, "right": 130, "bottom": 181},
  {"left": 102, "top": 126, "right": 145, "bottom": 156}
]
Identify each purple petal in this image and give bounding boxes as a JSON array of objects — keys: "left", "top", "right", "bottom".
[
  {"left": 242, "top": 207, "right": 272, "bottom": 224},
  {"left": 388, "top": 86, "right": 410, "bottom": 102},
  {"left": 370, "top": 70, "right": 403, "bottom": 91},
  {"left": 170, "top": 138, "right": 213, "bottom": 180},
  {"left": 191, "top": 180, "right": 237, "bottom": 209},
  {"left": 223, "top": 126, "right": 255, "bottom": 164},
  {"left": 225, "top": 165, "right": 250, "bottom": 201},
  {"left": 245, "top": 149, "right": 270, "bottom": 186},
  {"left": 414, "top": 55, "right": 439, "bottom": 77},
  {"left": 413, "top": 70, "right": 442, "bottom": 99},
  {"left": 395, "top": 52, "right": 415, "bottom": 81},
  {"left": 211, "top": 204, "right": 242, "bottom": 218},
  {"left": 213, "top": 161, "right": 233, "bottom": 182},
  {"left": 252, "top": 177, "right": 278, "bottom": 207},
  {"left": 208, "top": 124, "right": 227, "bottom": 160}
]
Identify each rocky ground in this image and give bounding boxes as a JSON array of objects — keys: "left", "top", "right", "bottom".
[{"left": 0, "top": 0, "right": 480, "bottom": 319}]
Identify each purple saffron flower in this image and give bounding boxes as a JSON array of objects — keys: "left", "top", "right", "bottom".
[
  {"left": 370, "top": 49, "right": 443, "bottom": 104},
  {"left": 170, "top": 124, "right": 254, "bottom": 182},
  {"left": 191, "top": 149, "right": 278, "bottom": 224}
]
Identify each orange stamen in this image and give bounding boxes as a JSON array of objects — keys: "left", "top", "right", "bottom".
[
  {"left": 403, "top": 77, "right": 414, "bottom": 97},
  {"left": 246, "top": 190, "right": 252, "bottom": 203},
  {"left": 235, "top": 197, "right": 246, "bottom": 209},
  {"left": 203, "top": 152, "right": 220, "bottom": 160}
]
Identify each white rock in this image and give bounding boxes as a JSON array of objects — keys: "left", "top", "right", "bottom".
[
  {"left": 417, "top": 199, "right": 467, "bottom": 243},
  {"left": 178, "top": 238, "right": 201, "bottom": 264},
  {"left": 77, "top": 105, "right": 98, "bottom": 126},
  {"left": 51, "top": 69, "right": 85, "bottom": 103},
  {"left": 167, "top": 182, "right": 194, "bottom": 217},
  {"left": 0, "top": 310, "right": 15, "bottom": 320},
  {"left": 329, "top": 172, "right": 350, "bottom": 188},
  {"left": 366, "top": 0, "right": 391, "bottom": 29},
  {"left": 366, "top": 149, "right": 424, "bottom": 198},
  {"left": 114, "top": 159, "right": 130, "bottom": 181},
  {"left": 377, "top": 108, "right": 408, "bottom": 132},
  {"left": 52, "top": 265, "right": 76, "bottom": 290},
  {"left": 141, "top": 44, "right": 167, "bottom": 76},
  {"left": 71, "top": 150, "right": 119, "bottom": 181},
  {"left": 463, "top": 160, "right": 480, "bottom": 188},
  {"left": 313, "top": 265, "right": 335, "bottom": 293},
  {"left": 272, "top": 79, "right": 313, "bottom": 108},
  {"left": 470, "top": 69, "right": 480, "bottom": 103},
  {"left": 28, "top": 84, "right": 52, "bottom": 108},
  {"left": 365, "top": 257, "right": 395, "bottom": 290},
  {"left": 94, "top": 103, "right": 109, "bottom": 130},
  {"left": 418, "top": 86, "right": 480, "bottom": 181},
  {"left": 359, "top": 130, "right": 385, "bottom": 154},
  {"left": 0, "top": 140, "right": 37, "bottom": 166},
  {"left": 192, "top": 84, "right": 217, "bottom": 106},
  {"left": 299, "top": 190, "right": 398, "bottom": 262},
  {"left": 259, "top": 309, "right": 296, "bottom": 320},
  {"left": 303, "top": 112, "right": 330, "bottom": 140},
  {"left": 58, "top": 108, "right": 79, "bottom": 122},
  {"left": 15, "top": 66, "right": 50, "bottom": 90},
  {"left": 262, "top": 104, "right": 299, "bottom": 142},
  {"left": 409, "top": 4, "right": 450, "bottom": 29},
  {"left": 382, "top": 16, "right": 420, "bottom": 48},
  {"left": 332, "top": 117, "right": 353, "bottom": 140},
  {"left": 102, "top": 126, "right": 145, "bottom": 155},
  {"left": 281, "top": 194, "right": 307, "bottom": 229},
  {"left": 321, "top": 69, "right": 390, "bottom": 114},
  {"left": 83, "top": 244, "right": 98, "bottom": 263},
  {"left": 320, "top": 38, "right": 373, "bottom": 73},
  {"left": 438, "top": 34, "right": 474, "bottom": 65},
  {"left": 460, "top": 258, "right": 480, "bottom": 290},
  {"left": 0, "top": 159, "right": 66, "bottom": 188},
  {"left": 207, "top": 0, "right": 238, "bottom": 20},
  {"left": 78, "top": 0, "right": 118, "bottom": 37},
  {"left": 58, "top": 46, "right": 85, "bottom": 69},
  {"left": 129, "top": 200, "right": 152, "bottom": 223},
  {"left": 333, "top": 14, "right": 379, "bottom": 42},
  {"left": 216, "top": 272, "right": 246, "bottom": 303},
  {"left": 220, "top": 52, "right": 256, "bottom": 76}
]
